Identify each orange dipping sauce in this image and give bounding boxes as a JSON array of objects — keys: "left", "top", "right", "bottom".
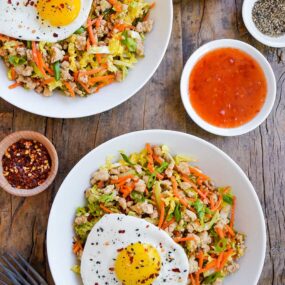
[{"left": 189, "top": 48, "right": 267, "bottom": 128}]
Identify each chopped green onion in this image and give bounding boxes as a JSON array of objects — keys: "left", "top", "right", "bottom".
[
  {"left": 74, "top": 27, "right": 85, "bottom": 35},
  {"left": 53, "top": 61, "right": 61, "bottom": 81},
  {"left": 8, "top": 55, "right": 26, "bottom": 66},
  {"left": 214, "top": 238, "right": 228, "bottom": 253},
  {"left": 26, "top": 41, "right": 32, "bottom": 49},
  {"left": 223, "top": 194, "right": 233, "bottom": 205},
  {"left": 156, "top": 161, "right": 169, "bottom": 173},
  {"left": 120, "top": 153, "right": 135, "bottom": 166},
  {"left": 147, "top": 173, "right": 156, "bottom": 189},
  {"left": 174, "top": 204, "right": 182, "bottom": 222},
  {"left": 121, "top": 31, "right": 137, "bottom": 52}
]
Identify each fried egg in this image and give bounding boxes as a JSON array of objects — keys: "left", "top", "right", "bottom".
[
  {"left": 0, "top": 0, "right": 92, "bottom": 42},
  {"left": 81, "top": 214, "right": 189, "bottom": 285}
]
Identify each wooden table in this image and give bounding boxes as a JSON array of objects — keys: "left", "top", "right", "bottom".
[{"left": 0, "top": 0, "right": 284, "bottom": 284}]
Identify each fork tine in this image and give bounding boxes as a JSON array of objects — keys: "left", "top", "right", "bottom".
[
  {"left": 5, "top": 254, "right": 37, "bottom": 285},
  {"left": 2, "top": 256, "right": 30, "bottom": 285},
  {"left": 0, "top": 271, "right": 9, "bottom": 284},
  {"left": 0, "top": 263, "right": 22, "bottom": 285},
  {"left": 16, "top": 254, "right": 48, "bottom": 285},
  {"left": 1, "top": 256, "right": 31, "bottom": 285}
]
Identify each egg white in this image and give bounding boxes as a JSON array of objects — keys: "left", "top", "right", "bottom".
[
  {"left": 80, "top": 214, "right": 189, "bottom": 285},
  {"left": 0, "top": 0, "right": 92, "bottom": 42}
]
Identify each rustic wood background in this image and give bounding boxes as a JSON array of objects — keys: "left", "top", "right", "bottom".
[{"left": 0, "top": 0, "right": 284, "bottom": 284}]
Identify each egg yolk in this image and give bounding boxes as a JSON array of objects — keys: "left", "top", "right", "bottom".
[
  {"left": 37, "top": 0, "right": 81, "bottom": 27},
  {"left": 115, "top": 243, "right": 161, "bottom": 285}
]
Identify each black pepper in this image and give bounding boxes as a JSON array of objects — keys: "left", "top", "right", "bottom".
[{"left": 252, "top": 0, "right": 285, "bottom": 37}]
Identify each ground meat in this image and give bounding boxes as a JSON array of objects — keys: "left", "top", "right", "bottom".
[
  {"left": 50, "top": 45, "right": 65, "bottom": 63},
  {"left": 103, "top": 185, "right": 114, "bottom": 194},
  {"left": 185, "top": 209, "right": 197, "bottom": 221},
  {"left": 136, "top": 39, "right": 144, "bottom": 57},
  {"left": 16, "top": 46, "right": 27, "bottom": 57},
  {"left": 61, "top": 64, "right": 73, "bottom": 81},
  {"left": 140, "top": 202, "right": 153, "bottom": 214},
  {"left": 91, "top": 168, "right": 110, "bottom": 183},
  {"left": 177, "top": 162, "right": 190, "bottom": 175},
  {"left": 43, "top": 87, "right": 52, "bottom": 97},
  {"left": 153, "top": 146, "right": 162, "bottom": 156},
  {"left": 136, "top": 19, "right": 154, "bottom": 33},
  {"left": 118, "top": 197, "right": 127, "bottom": 210},
  {"left": 165, "top": 162, "right": 175, "bottom": 178},
  {"left": 15, "top": 65, "right": 33, "bottom": 76},
  {"left": 188, "top": 256, "right": 199, "bottom": 274},
  {"left": 75, "top": 35, "right": 87, "bottom": 51},
  {"left": 75, "top": 216, "right": 88, "bottom": 225},
  {"left": 134, "top": 179, "right": 146, "bottom": 193}
]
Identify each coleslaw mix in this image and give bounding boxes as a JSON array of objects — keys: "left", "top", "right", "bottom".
[
  {"left": 73, "top": 144, "right": 246, "bottom": 285},
  {"left": 0, "top": 0, "right": 154, "bottom": 97}
]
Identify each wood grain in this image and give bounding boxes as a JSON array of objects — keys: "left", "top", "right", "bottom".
[{"left": 0, "top": 0, "right": 284, "bottom": 284}]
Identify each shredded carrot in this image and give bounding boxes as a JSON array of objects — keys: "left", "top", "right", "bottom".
[
  {"left": 78, "top": 67, "right": 106, "bottom": 77},
  {"left": 43, "top": 77, "right": 55, "bottom": 84},
  {"left": 162, "top": 217, "right": 175, "bottom": 230},
  {"left": 156, "top": 172, "right": 164, "bottom": 180},
  {"left": 230, "top": 196, "right": 236, "bottom": 228},
  {"left": 73, "top": 241, "right": 82, "bottom": 254},
  {"left": 198, "top": 259, "right": 217, "bottom": 273},
  {"left": 158, "top": 201, "right": 165, "bottom": 228},
  {"left": 89, "top": 75, "right": 115, "bottom": 84},
  {"left": 211, "top": 194, "right": 222, "bottom": 211},
  {"left": 216, "top": 252, "right": 224, "bottom": 270},
  {"left": 87, "top": 18, "right": 97, "bottom": 46},
  {"left": 121, "top": 183, "right": 135, "bottom": 198},
  {"left": 0, "top": 34, "right": 10, "bottom": 42},
  {"left": 111, "top": 174, "right": 134, "bottom": 184},
  {"left": 197, "top": 250, "right": 204, "bottom": 268},
  {"left": 99, "top": 203, "right": 113, "bottom": 214},
  {"left": 215, "top": 227, "right": 225, "bottom": 239},
  {"left": 209, "top": 195, "right": 215, "bottom": 209},
  {"left": 64, "top": 81, "right": 75, "bottom": 97},
  {"left": 174, "top": 236, "right": 195, "bottom": 243},
  {"left": 10, "top": 68, "right": 16, "bottom": 81},
  {"left": 189, "top": 166, "right": 209, "bottom": 181},
  {"left": 171, "top": 176, "right": 192, "bottom": 209},
  {"left": 189, "top": 273, "right": 196, "bottom": 285},
  {"left": 31, "top": 41, "right": 39, "bottom": 66},
  {"left": 86, "top": 38, "right": 91, "bottom": 50},
  {"left": 96, "top": 54, "right": 102, "bottom": 64},
  {"left": 153, "top": 154, "right": 164, "bottom": 164},
  {"left": 114, "top": 23, "right": 134, "bottom": 32},
  {"left": 36, "top": 49, "right": 48, "bottom": 77},
  {"left": 78, "top": 81, "right": 91, "bottom": 94},
  {"left": 219, "top": 249, "right": 234, "bottom": 269},
  {"left": 97, "top": 180, "right": 105, "bottom": 188},
  {"left": 225, "top": 224, "right": 235, "bottom": 237},
  {"left": 108, "top": 0, "right": 122, "bottom": 12},
  {"left": 8, "top": 82, "right": 21, "bottom": 89}
]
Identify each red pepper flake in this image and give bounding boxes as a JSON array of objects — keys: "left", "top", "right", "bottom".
[
  {"left": 118, "top": 230, "right": 125, "bottom": 234},
  {"left": 2, "top": 139, "right": 51, "bottom": 189},
  {"left": 172, "top": 268, "right": 181, "bottom": 273}
]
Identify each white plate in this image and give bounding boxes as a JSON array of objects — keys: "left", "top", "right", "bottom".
[
  {"left": 47, "top": 130, "right": 266, "bottom": 285},
  {"left": 0, "top": 1, "right": 173, "bottom": 118},
  {"left": 180, "top": 39, "right": 276, "bottom": 136},
  {"left": 242, "top": 0, "right": 285, "bottom": 48}
]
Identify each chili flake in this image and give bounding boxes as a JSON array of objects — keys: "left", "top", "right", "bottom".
[{"left": 2, "top": 139, "right": 51, "bottom": 189}]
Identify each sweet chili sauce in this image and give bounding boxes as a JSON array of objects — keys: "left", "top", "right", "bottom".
[{"left": 189, "top": 48, "right": 267, "bottom": 128}]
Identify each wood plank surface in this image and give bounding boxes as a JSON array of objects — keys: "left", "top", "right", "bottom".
[{"left": 0, "top": 0, "right": 284, "bottom": 284}]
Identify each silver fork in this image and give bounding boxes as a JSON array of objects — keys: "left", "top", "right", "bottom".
[{"left": 0, "top": 253, "right": 48, "bottom": 285}]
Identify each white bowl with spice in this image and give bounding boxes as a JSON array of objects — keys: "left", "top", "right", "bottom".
[
  {"left": 0, "top": 131, "right": 58, "bottom": 197},
  {"left": 243, "top": 0, "right": 285, "bottom": 48},
  {"left": 180, "top": 39, "right": 276, "bottom": 136}
]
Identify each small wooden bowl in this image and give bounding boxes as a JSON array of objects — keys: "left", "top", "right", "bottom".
[{"left": 0, "top": 131, "right": 58, "bottom": 197}]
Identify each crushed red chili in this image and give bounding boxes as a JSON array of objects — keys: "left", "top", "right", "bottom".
[{"left": 2, "top": 139, "right": 51, "bottom": 189}]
